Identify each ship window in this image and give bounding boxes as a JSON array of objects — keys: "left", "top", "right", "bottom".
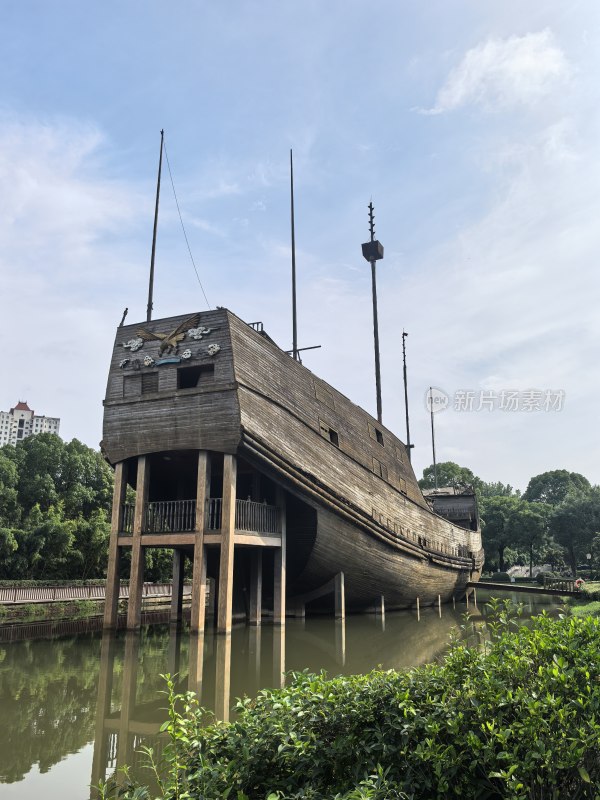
[
  {"left": 372, "top": 457, "right": 388, "bottom": 481},
  {"left": 123, "top": 374, "right": 141, "bottom": 398},
  {"left": 375, "top": 429, "right": 384, "bottom": 446},
  {"left": 178, "top": 364, "right": 215, "bottom": 389},
  {"left": 319, "top": 418, "right": 339, "bottom": 447},
  {"left": 142, "top": 372, "right": 159, "bottom": 394}
]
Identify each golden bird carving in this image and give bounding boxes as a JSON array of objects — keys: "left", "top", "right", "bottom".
[{"left": 136, "top": 313, "right": 201, "bottom": 356}]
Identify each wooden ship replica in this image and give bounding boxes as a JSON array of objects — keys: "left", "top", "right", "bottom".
[{"left": 101, "top": 142, "right": 483, "bottom": 634}]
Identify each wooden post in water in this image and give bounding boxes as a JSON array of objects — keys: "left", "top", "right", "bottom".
[
  {"left": 127, "top": 455, "right": 149, "bottom": 629},
  {"left": 214, "top": 633, "right": 232, "bottom": 721},
  {"left": 334, "top": 571, "right": 345, "bottom": 619},
  {"left": 104, "top": 461, "right": 127, "bottom": 629},
  {"left": 273, "top": 486, "right": 287, "bottom": 624},
  {"left": 188, "top": 628, "right": 205, "bottom": 694},
  {"left": 170, "top": 550, "right": 185, "bottom": 623},
  {"left": 217, "top": 454, "right": 237, "bottom": 634},
  {"left": 452, "top": 595, "right": 456, "bottom": 609},
  {"left": 438, "top": 594, "right": 442, "bottom": 617},
  {"left": 249, "top": 550, "right": 263, "bottom": 625},
  {"left": 190, "top": 451, "right": 210, "bottom": 632},
  {"left": 416, "top": 596, "right": 420, "bottom": 621},
  {"left": 273, "top": 625, "right": 286, "bottom": 688}
]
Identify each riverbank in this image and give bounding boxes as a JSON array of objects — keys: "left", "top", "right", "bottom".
[{"left": 99, "top": 609, "right": 600, "bottom": 800}]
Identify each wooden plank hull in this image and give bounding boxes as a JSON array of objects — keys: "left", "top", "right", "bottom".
[{"left": 102, "top": 308, "right": 483, "bottom": 612}]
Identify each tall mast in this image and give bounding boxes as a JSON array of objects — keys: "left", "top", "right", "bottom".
[
  {"left": 361, "top": 202, "right": 384, "bottom": 424},
  {"left": 402, "top": 331, "right": 413, "bottom": 461},
  {"left": 429, "top": 386, "right": 438, "bottom": 489},
  {"left": 147, "top": 129, "right": 164, "bottom": 323},
  {"left": 290, "top": 149, "right": 299, "bottom": 361}
]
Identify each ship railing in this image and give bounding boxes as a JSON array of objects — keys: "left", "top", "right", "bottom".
[
  {"left": 118, "top": 497, "right": 281, "bottom": 536},
  {"left": 144, "top": 500, "right": 197, "bottom": 533},
  {"left": 235, "top": 498, "right": 280, "bottom": 533},
  {"left": 374, "top": 510, "right": 472, "bottom": 560},
  {"left": 206, "top": 497, "right": 281, "bottom": 534},
  {"left": 544, "top": 577, "right": 581, "bottom": 592}
]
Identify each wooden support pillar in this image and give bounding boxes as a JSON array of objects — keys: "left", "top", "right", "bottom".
[
  {"left": 248, "top": 625, "right": 262, "bottom": 693},
  {"left": 103, "top": 461, "right": 127, "bottom": 629},
  {"left": 334, "top": 571, "right": 345, "bottom": 620},
  {"left": 217, "top": 454, "right": 237, "bottom": 634},
  {"left": 273, "top": 486, "right": 286, "bottom": 624},
  {"left": 214, "top": 633, "right": 232, "bottom": 721},
  {"left": 127, "top": 455, "right": 149, "bottom": 630},
  {"left": 335, "top": 618, "right": 346, "bottom": 666},
  {"left": 272, "top": 625, "right": 285, "bottom": 688},
  {"left": 167, "top": 622, "right": 182, "bottom": 675},
  {"left": 188, "top": 630, "right": 205, "bottom": 694},
  {"left": 170, "top": 550, "right": 185, "bottom": 623},
  {"left": 191, "top": 451, "right": 211, "bottom": 632},
  {"left": 249, "top": 550, "right": 263, "bottom": 625},
  {"left": 376, "top": 594, "right": 385, "bottom": 616}
]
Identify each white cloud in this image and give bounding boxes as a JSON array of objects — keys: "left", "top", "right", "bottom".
[{"left": 426, "top": 30, "right": 571, "bottom": 114}]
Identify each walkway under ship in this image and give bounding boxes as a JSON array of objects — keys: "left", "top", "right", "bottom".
[{"left": 101, "top": 307, "right": 483, "bottom": 632}]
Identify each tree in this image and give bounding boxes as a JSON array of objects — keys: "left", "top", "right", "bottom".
[
  {"left": 419, "top": 462, "right": 481, "bottom": 491},
  {"left": 523, "top": 470, "right": 591, "bottom": 506},
  {"left": 511, "top": 501, "right": 550, "bottom": 578},
  {"left": 549, "top": 489, "right": 600, "bottom": 576},
  {"left": 480, "top": 495, "right": 522, "bottom": 572}
]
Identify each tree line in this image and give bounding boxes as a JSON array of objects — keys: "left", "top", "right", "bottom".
[
  {"left": 419, "top": 462, "right": 600, "bottom": 576},
  {"left": 0, "top": 433, "right": 171, "bottom": 581}
]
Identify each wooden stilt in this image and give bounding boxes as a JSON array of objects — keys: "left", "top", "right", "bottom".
[
  {"left": 103, "top": 461, "right": 127, "bottom": 629},
  {"left": 334, "top": 571, "right": 345, "bottom": 620},
  {"left": 249, "top": 550, "right": 263, "bottom": 625},
  {"left": 217, "top": 454, "right": 237, "bottom": 634},
  {"left": 416, "top": 596, "right": 420, "bottom": 621},
  {"left": 273, "top": 486, "right": 287, "bottom": 624},
  {"left": 170, "top": 550, "right": 185, "bottom": 623},
  {"left": 273, "top": 625, "right": 285, "bottom": 688},
  {"left": 248, "top": 625, "right": 262, "bottom": 693},
  {"left": 214, "top": 634, "right": 232, "bottom": 721},
  {"left": 466, "top": 590, "right": 470, "bottom": 609},
  {"left": 438, "top": 594, "right": 442, "bottom": 617},
  {"left": 335, "top": 618, "right": 346, "bottom": 665},
  {"left": 453, "top": 595, "right": 456, "bottom": 609},
  {"left": 188, "top": 630, "right": 205, "bottom": 695},
  {"left": 473, "top": 587, "right": 477, "bottom": 606},
  {"left": 127, "top": 455, "right": 149, "bottom": 630},
  {"left": 167, "top": 622, "right": 182, "bottom": 675},
  {"left": 376, "top": 594, "right": 385, "bottom": 616},
  {"left": 191, "top": 451, "right": 211, "bottom": 633}
]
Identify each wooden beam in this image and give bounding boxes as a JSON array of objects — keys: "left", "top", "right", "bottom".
[
  {"left": 217, "top": 454, "right": 237, "bottom": 633},
  {"left": 103, "top": 461, "right": 127, "bottom": 629},
  {"left": 214, "top": 633, "right": 232, "bottom": 721},
  {"left": 334, "top": 571, "right": 345, "bottom": 620},
  {"left": 170, "top": 550, "right": 185, "bottom": 623},
  {"left": 248, "top": 549, "right": 263, "bottom": 625},
  {"left": 273, "top": 486, "right": 286, "bottom": 624},
  {"left": 188, "top": 630, "right": 205, "bottom": 694},
  {"left": 273, "top": 625, "right": 285, "bottom": 689},
  {"left": 127, "top": 455, "right": 149, "bottom": 630},
  {"left": 191, "top": 450, "right": 211, "bottom": 632}
]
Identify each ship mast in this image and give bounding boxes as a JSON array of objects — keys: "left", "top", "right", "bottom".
[
  {"left": 290, "top": 149, "right": 299, "bottom": 361},
  {"left": 429, "top": 386, "right": 438, "bottom": 489},
  {"left": 361, "top": 202, "right": 384, "bottom": 424},
  {"left": 402, "top": 331, "right": 413, "bottom": 461},
  {"left": 147, "top": 129, "right": 164, "bottom": 322}
]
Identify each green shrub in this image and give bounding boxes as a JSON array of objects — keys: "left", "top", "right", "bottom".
[
  {"left": 103, "top": 608, "right": 600, "bottom": 800},
  {"left": 536, "top": 571, "right": 556, "bottom": 585},
  {"left": 490, "top": 571, "right": 511, "bottom": 582}
]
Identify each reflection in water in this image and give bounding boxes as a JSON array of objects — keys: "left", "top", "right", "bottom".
[{"left": 0, "top": 591, "right": 562, "bottom": 799}]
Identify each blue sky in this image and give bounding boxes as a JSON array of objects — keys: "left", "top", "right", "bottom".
[{"left": 1, "top": 1, "right": 599, "bottom": 490}]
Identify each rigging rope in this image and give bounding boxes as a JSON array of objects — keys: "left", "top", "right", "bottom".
[{"left": 163, "top": 137, "right": 211, "bottom": 309}]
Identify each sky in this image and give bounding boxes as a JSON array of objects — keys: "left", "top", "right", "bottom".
[{"left": 1, "top": 0, "right": 599, "bottom": 491}]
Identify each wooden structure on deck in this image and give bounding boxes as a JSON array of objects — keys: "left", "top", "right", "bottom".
[{"left": 101, "top": 308, "right": 483, "bottom": 633}]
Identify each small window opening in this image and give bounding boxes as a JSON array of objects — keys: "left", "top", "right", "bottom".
[
  {"left": 375, "top": 429, "right": 384, "bottom": 446},
  {"left": 329, "top": 429, "right": 339, "bottom": 446},
  {"left": 142, "top": 372, "right": 159, "bottom": 394},
  {"left": 178, "top": 364, "right": 215, "bottom": 389}
]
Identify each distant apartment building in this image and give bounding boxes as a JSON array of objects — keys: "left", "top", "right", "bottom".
[{"left": 0, "top": 401, "right": 60, "bottom": 446}]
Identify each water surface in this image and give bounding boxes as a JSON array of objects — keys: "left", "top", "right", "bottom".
[{"left": 0, "top": 591, "right": 561, "bottom": 799}]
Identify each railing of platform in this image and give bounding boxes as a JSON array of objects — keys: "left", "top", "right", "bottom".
[
  {"left": 145, "top": 500, "right": 196, "bottom": 533},
  {"left": 235, "top": 498, "right": 280, "bottom": 533}
]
